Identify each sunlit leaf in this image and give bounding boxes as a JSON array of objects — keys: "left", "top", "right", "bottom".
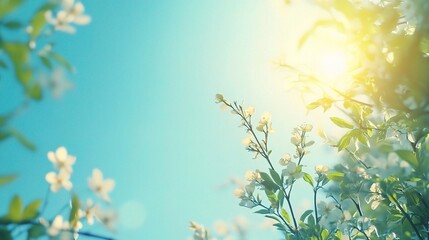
[
  {"left": 280, "top": 208, "right": 291, "bottom": 224},
  {"left": 326, "top": 171, "right": 344, "bottom": 182},
  {"left": 303, "top": 172, "right": 314, "bottom": 187},
  {"left": 321, "top": 229, "right": 329, "bottom": 239},
  {"left": 330, "top": 117, "right": 354, "bottom": 129},
  {"left": 337, "top": 131, "right": 351, "bottom": 152},
  {"left": 396, "top": 150, "right": 418, "bottom": 169}
]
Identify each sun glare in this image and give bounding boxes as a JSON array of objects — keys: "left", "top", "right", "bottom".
[{"left": 319, "top": 51, "right": 348, "bottom": 80}]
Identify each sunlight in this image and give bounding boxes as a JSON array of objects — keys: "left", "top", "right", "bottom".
[{"left": 319, "top": 50, "right": 348, "bottom": 80}]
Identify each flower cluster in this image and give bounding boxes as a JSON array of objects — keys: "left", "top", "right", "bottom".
[
  {"left": 45, "top": 146, "right": 75, "bottom": 192},
  {"left": 45, "top": 0, "right": 91, "bottom": 34},
  {"left": 43, "top": 146, "right": 116, "bottom": 238},
  {"left": 233, "top": 170, "right": 263, "bottom": 209}
]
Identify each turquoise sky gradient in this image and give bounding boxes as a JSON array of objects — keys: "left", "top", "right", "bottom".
[{"left": 0, "top": 0, "right": 336, "bottom": 239}]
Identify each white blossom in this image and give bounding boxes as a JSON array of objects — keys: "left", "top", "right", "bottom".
[
  {"left": 279, "top": 153, "right": 291, "bottom": 166},
  {"left": 315, "top": 164, "right": 329, "bottom": 174},
  {"left": 47, "top": 146, "right": 76, "bottom": 173},
  {"left": 45, "top": 169, "right": 73, "bottom": 192},
  {"left": 88, "top": 168, "right": 115, "bottom": 203}
]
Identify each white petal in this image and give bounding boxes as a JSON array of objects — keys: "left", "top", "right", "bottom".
[
  {"left": 56, "top": 24, "right": 76, "bottom": 34},
  {"left": 102, "top": 179, "right": 115, "bottom": 192},
  {"left": 50, "top": 184, "right": 61, "bottom": 192},
  {"left": 73, "top": 15, "right": 91, "bottom": 25},
  {"left": 73, "top": 2, "right": 85, "bottom": 14},
  {"left": 45, "top": 172, "right": 57, "bottom": 183},
  {"left": 44, "top": 11, "right": 56, "bottom": 24},
  {"left": 65, "top": 156, "right": 76, "bottom": 166},
  {"left": 56, "top": 146, "right": 68, "bottom": 161},
  {"left": 62, "top": 0, "right": 74, "bottom": 9},
  {"left": 63, "top": 180, "right": 73, "bottom": 190},
  {"left": 47, "top": 151, "right": 56, "bottom": 163},
  {"left": 92, "top": 168, "right": 103, "bottom": 182}
]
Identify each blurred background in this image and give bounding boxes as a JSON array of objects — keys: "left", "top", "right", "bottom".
[{"left": 0, "top": 0, "right": 337, "bottom": 239}]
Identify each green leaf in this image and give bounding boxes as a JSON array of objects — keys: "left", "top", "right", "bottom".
[
  {"left": 335, "top": 230, "right": 342, "bottom": 240},
  {"left": 396, "top": 150, "right": 418, "bottom": 169},
  {"left": 22, "top": 199, "right": 41, "bottom": 220},
  {"left": 49, "top": 52, "right": 74, "bottom": 72},
  {"left": 254, "top": 209, "right": 270, "bottom": 214},
  {"left": 0, "top": 0, "right": 23, "bottom": 18},
  {"left": 27, "top": 223, "right": 46, "bottom": 239},
  {"left": 259, "top": 172, "right": 279, "bottom": 191},
  {"left": 0, "top": 227, "right": 12, "bottom": 240},
  {"left": 321, "top": 229, "right": 329, "bottom": 239},
  {"left": 0, "top": 175, "right": 17, "bottom": 186},
  {"left": 351, "top": 129, "right": 369, "bottom": 147},
  {"left": 307, "top": 101, "right": 321, "bottom": 110},
  {"left": 264, "top": 188, "right": 278, "bottom": 206},
  {"left": 337, "top": 132, "right": 351, "bottom": 152},
  {"left": 300, "top": 209, "right": 313, "bottom": 222},
  {"left": 4, "top": 21, "right": 22, "bottom": 29},
  {"left": 26, "top": 83, "right": 43, "bottom": 101},
  {"left": 326, "top": 171, "right": 344, "bottom": 182},
  {"left": 330, "top": 117, "right": 354, "bottom": 129},
  {"left": 40, "top": 55, "right": 52, "bottom": 69},
  {"left": 303, "top": 172, "right": 314, "bottom": 187},
  {"left": 269, "top": 168, "right": 282, "bottom": 186},
  {"left": 307, "top": 214, "right": 315, "bottom": 227},
  {"left": 281, "top": 208, "right": 291, "bottom": 223},
  {"left": 69, "top": 194, "right": 80, "bottom": 228},
  {"left": 10, "top": 129, "right": 36, "bottom": 151},
  {"left": 29, "top": 3, "right": 57, "bottom": 39},
  {"left": 277, "top": 190, "right": 284, "bottom": 207},
  {"left": 3, "top": 43, "right": 32, "bottom": 86},
  {"left": 8, "top": 195, "right": 22, "bottom": 222}
]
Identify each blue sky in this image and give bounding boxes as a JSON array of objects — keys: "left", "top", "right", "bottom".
[{"left": 0, "top": 0, "right": 337, "bottom": 239}]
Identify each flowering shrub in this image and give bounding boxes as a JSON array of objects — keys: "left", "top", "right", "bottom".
[
  {"left": 191, "top": 0, "right": 429, "bottom": 239},
  {"left": 0, "top": 0, "right": 117, "bottom": 239}
]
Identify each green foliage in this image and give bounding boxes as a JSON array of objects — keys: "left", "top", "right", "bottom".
[
  {"left": 0, "top": 175, "right": 16, "bottom": 186},
  {"left": 1, "top": 195, "right": 42, "bottom": 223}
]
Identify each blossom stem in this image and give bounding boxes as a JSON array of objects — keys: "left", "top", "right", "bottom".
[
  {"left": 313, "top": 181, "right": 320, "bottom": 222},
  {"left": 228, "top": 101, "right": 276, "bottom": 171},
  {"left": 350, "top": 197, "right": 363, "bottom": 217},
  {"left": 65, "top": 229, "right": 116, "bottom": 240},
  {"left": 284, "top": 194, "right": 299, "bottom": 234},
  {"left": 390, "top": 194, "right": 423, "bottom": 240},
  {"left": 40, "top": 187, "right": 51, "bottom": 215}
]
